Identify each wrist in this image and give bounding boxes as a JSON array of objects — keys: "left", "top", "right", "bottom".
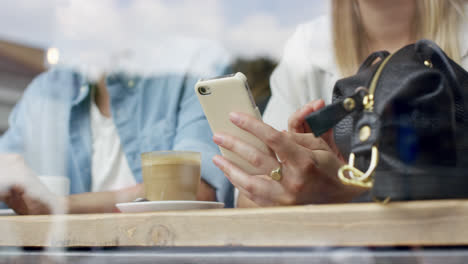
[
  {"left": 332, "top": 182, "right": 369, "bottom": 203},
  {"left": 54, "top": 195, "right": 71, "bottom": 214},
  {"left": 327, "top": 158, "right": 369, "bottom": 203}
]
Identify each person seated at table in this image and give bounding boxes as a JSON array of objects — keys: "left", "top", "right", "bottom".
[
  {"left": 0, "top": 38, "right": 234, "bottom": 214},
  {"left": 212, "top": 0, "right": 468, "bottom": 207}
]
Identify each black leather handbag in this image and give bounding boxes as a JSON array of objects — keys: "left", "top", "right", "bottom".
[{"left": 306, "top": 40, "right": 468, "bottom": 201}]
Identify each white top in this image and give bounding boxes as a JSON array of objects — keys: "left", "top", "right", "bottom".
[
  {"left": 90, "top": 99, "right": 136, "bottom": 192},
  {"left": 263, "top": 15, "right": 468, "bottom": 131}
]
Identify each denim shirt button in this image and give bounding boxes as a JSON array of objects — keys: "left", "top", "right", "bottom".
[{"left": 127, "top": 80, "right": 135, "bottom": 88}]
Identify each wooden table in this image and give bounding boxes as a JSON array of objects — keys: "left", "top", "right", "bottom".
[
  {"left": 0, "top": 199, "right": 468, "bottom": 248},
  {"left": 2, "top": 247, "right": 468, "bottom": 264}
]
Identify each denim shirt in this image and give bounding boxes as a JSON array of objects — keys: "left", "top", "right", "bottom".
[{"left": 0, "top": 68, "right": 234, "bottom": 207}]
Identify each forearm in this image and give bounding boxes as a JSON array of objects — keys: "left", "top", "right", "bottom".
[
  {"left": 237, "top": 181, "right": 366, "bottom": 207},
  {"left": 66, "top": 184, "right": 144, "bottom": 214},
  {"left": 66, "top": 180, "right": 216, "bottom": 214},
  {"left": 237, "top": 194, "right": 259, "bottom": 208}
]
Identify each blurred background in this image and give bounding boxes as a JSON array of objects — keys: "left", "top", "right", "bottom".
[{"left": 0, "top": 0, "right": 326, "bottom": 134}]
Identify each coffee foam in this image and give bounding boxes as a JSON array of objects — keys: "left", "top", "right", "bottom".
[{"left": 141, "top": 153, "right": 200, "bottom": 166}]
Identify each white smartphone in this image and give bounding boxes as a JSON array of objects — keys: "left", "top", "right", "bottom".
[{"left": 195, "top": 72, "right": 270, "bottom": 174}]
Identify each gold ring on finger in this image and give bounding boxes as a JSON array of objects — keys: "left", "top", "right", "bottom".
[{"left": 270, "top": 166, "right": 282, "bottom": 181}]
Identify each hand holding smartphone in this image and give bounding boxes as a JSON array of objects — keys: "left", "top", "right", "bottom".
[{"left": 195, "top": 72, "right": 270, "bottom": 174}]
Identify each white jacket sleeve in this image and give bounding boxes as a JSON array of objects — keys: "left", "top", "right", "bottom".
[{"left": 263, "top": 19, "right": 336, "bottom": 131}]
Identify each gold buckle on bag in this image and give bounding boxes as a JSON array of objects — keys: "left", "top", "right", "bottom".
[{"left": 338, "top": 146, "right": 379, "bottom": 188}]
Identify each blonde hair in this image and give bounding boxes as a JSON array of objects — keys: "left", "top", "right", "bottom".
[{"left": 332, "top": 0, "right": 466, "bottom": 77}]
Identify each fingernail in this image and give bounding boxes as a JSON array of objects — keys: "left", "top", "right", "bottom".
[
  {"left": 213, "top": 134, "right": 224, "bottom": 145},
  {"left": 212, "top": 155, "right": 223, "bottom": 167},
  {"left": 318, "top": 99, "right": 326, "bottom": 107},
  {"left": 304, "top": 102, "right": 315, "bottom": 113},
  {"left": 229, "top": 112, "right": 240, "bottom": 125},
  {"left": 307, "top": 101, "right": 316, "bottom": 107}
]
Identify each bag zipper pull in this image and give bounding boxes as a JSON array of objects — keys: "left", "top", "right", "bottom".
[{"left": 305, "top": 87, "right": 368, "bottom": 137}]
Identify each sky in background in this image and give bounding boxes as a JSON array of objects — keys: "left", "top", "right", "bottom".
[{"left": 1, "top": 0, "right": 326, "bottom": 75}]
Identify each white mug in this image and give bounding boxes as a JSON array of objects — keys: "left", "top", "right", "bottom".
[{"left": 38, "top": 176, "right": 70, "bottom": 196}]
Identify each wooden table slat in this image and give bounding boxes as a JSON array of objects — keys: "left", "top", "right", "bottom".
[{"left": 1, "top": 199, "right": 467, "bottom": 247}]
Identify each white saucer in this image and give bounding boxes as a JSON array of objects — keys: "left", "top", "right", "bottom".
[
  {"left": 116, "top": 201, "right": 225, "bottom": 213},
  {"left": 0, "top": 209, "right": 16, "bottom": 216}
]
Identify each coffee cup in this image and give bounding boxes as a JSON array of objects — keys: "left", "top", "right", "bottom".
[
  {"left": 38, "top": 176, "right": 70, "bottom": 196},
  {"left": 141, "top": 151, "right": 201, "bottom": 201}
]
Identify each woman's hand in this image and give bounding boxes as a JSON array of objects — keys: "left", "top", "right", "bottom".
[
  {"left": 1, "top": 184, "right": 59, "bottom": 215},
  {"left": 212, "top": 112, "right": 366, "bottom": 207},
  {"left": 0, "top": 154, "right": 64, "bottom": 215},
  {"left": 288, "top": 99, "right": 343, "bottom": 160}
]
